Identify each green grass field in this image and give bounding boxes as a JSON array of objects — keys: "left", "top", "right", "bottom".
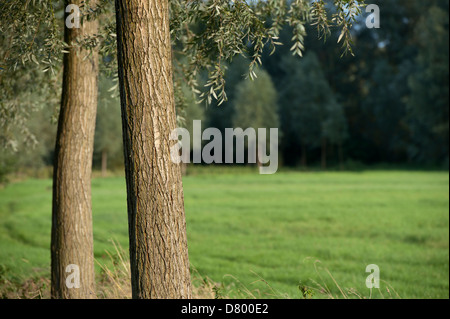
[{"left": 0, "top": 169, "right": 448, "bottom": 298}]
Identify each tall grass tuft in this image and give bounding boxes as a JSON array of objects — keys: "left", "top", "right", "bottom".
[{"left": 0, "top": 243, "right": 400, "bottom": 299}]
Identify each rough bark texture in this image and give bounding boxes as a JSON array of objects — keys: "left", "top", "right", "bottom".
[
  {"left": 115, "top": 0, "right": 192, "bottom": 299},
  {"left": 51, "top": 0, "right": 99, "bottom": 299}
]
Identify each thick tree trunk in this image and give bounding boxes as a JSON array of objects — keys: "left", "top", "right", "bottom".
[
  {"left": 115, "top": 0, "right": 192, "bottom": 299},
  {"left": 51, "top": 0, "right": 99, "bottom": 299}
]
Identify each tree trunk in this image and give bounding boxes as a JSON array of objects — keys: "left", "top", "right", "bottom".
[
  {"left": 338, "top": 142, "right": 344, "bottom": 170},
  {"left": 101, "top": 150, "right": 108, "bottom": 177},
  {"left": 51, "top": 0, "right": 99, "bottom": 299},
  {"left": 321, "top": 138, "right": 327, "bottom": 170},
  {"left": 301, "top": 142, "right": 307, "bottom": 168},
  {"left": 115, "top": 0, "right": 192, "bottom": 299}
]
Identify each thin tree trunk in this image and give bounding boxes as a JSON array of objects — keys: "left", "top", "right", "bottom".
[
  {"left": 115, "top": 0, "right": 192, "bottom": 299},
  {"left": 101, "top": 150, "right": 108, "bottom": 177},
  {"left": 51, "top": 0, "right": 99, "bottom": 299},
  {"left": 321, "top": 138, "right": 327, "bottom": 170},
  {"left": 338, "top": 142, "right": 344, "bottom": 170},
  {"left": 301, "top": 142, "right": 307, "bottom": 168}
]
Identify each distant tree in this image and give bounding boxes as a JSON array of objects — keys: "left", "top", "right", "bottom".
[
  {"left": 205, "top": 56, "right": 250, "bottom": 131},
  {"left": 322, "top": 99, "right": 348, "bottom": 169},
  {"left": 17, "top": 105, "right": 58, "bottom": 172},
  {"left": 94, "top": 77, "right": 123, "bottom": 177},
  {"left": 280, "top": 53, "right": 319, "bottom": 167},
  {"left": 407, "top": 4, "right": 449, "bottom": 165},
  {"left": 327, "top": 0, "right": 449, "bottom": 166},
  {"left": 359, "top": 58, "right": 411, "bottom": 163},
  {"left": 233, "top": 68, "right": 279, "bottom": 166},
  {"left": 279, "top": 52, "right": 346, "bottom": 168},
  {"left": 0, "top": 86, "right": 57, "bottom": 182},
  {"left": 177, "top": 83, "right": 205, "bottom": 174},
  {"left": 349, "top": 0, "right": 428, "bottom": 164},
  {"left": 178, "top": 85, "right": 206, "bottom": 141}
]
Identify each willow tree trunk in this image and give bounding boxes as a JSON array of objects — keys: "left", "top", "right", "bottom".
[
  {"left": 51, "top": 0, "right": 99, "bottom": 299},
  {"left": 115, "top": 0, "right": 192, "bottom": 299}
]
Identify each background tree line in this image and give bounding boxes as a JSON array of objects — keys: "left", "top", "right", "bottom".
[
  {"left": 2, "top": 0, "right": 447, "bottom": 182},
  {"left": 205, "top": 0, "right": 449, "bottom": 169}
]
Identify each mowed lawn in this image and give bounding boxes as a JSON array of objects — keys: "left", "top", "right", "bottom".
[{"left": 0, "top": 169, "right": 448, "bottom": 298}]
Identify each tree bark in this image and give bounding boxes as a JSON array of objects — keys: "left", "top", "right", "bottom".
[
  {"left": 115, "top": 0, "right": 192, "bottom": 299},
  {"left": 51, "top": 0, "right": 99, "bottom": 299}
]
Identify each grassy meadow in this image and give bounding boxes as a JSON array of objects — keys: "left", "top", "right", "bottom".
[{"left": 0, "top": 168, "right": 448, "bottom": 298}]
